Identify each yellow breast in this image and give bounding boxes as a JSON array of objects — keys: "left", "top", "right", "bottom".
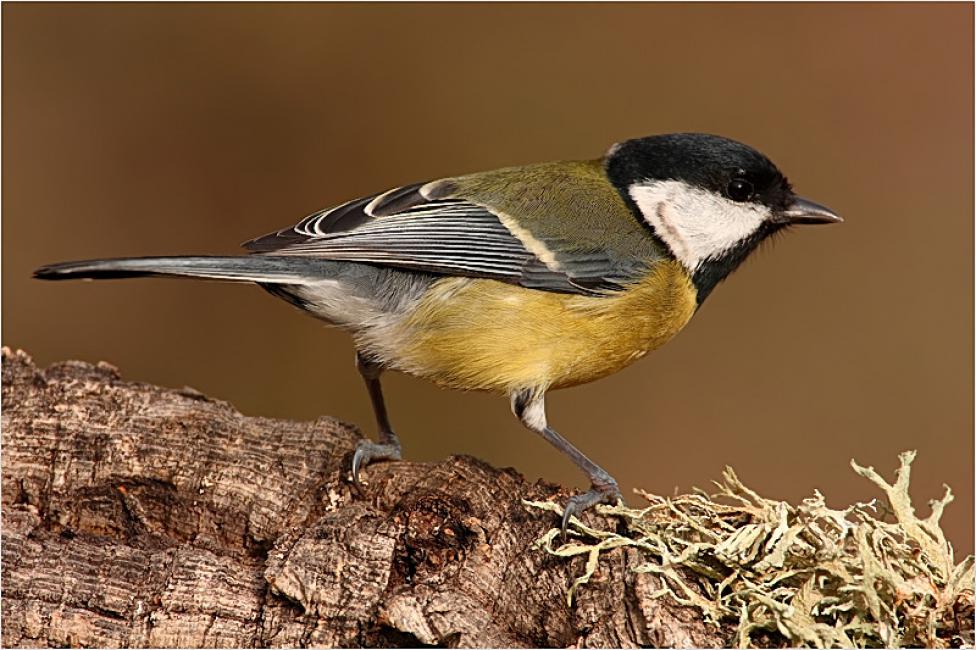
[{"left": 362, "top": 259, "right": 698, "bottom": 394}]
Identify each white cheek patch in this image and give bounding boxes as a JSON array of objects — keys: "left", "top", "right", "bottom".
[{"left": 629, "top": 180, "right": 770, "bottom": 272}]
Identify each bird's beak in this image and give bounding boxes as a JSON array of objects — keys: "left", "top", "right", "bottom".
[{"left": 774, "top": 197, "right": 843, "bottom": 224}]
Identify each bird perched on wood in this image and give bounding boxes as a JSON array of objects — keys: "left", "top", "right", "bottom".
[{"left": 35, "top": 133, "right": 841, "bottom": 534}]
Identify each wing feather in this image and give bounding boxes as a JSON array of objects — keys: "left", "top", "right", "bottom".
[{"left": 242, "top": 179, "right": 642, "bottom": 296}]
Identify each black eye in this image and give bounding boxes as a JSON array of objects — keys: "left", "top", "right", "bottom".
[{"left": 726, "top": 178, "right": 755, "bottom": 202}]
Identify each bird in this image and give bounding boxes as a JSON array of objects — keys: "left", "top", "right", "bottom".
[{"left": 34, "top": 132, "right": 842, "bottom": 534}]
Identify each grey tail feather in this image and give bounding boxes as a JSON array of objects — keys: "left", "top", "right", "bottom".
[{"left": 33, "top": 256, "right": 333, "bottom": 284}]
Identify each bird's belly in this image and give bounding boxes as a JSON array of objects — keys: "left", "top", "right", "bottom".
[{"left": 364, "top": 260, "right": 697, "bottom": 393}]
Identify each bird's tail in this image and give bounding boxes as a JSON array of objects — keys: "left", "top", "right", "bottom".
[{"left": 34, "top": 256, "right": 326, "bottom": 284}]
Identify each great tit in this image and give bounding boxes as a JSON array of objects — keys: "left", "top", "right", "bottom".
[{"left": 35, "top": 132, "right": 841, "bottom": 533}]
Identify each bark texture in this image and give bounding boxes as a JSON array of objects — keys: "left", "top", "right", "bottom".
[{"left": 1, "top": 348, "right": 729, "bottom": 648}]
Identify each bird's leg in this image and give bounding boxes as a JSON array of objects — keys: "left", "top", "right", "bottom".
[
  {"left": 351, "top": 351, "right": 402, "bottom": 486},
  {"left": 510, "top": 389, "right": 623, "bottom": 536}
]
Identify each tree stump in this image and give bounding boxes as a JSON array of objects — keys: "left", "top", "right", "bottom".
[{"left": 1, "top": 348, "right": 727, "bottom": 648}]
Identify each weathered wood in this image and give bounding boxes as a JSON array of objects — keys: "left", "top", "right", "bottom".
[{"left": 1, "top": 348, "right": 730, "bottom": 648}]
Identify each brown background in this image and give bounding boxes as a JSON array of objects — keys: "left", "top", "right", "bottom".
[{"left": 4, "top": 4, "right": 973, "bottom": 553}]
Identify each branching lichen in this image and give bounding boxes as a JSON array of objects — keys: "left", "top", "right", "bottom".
[{"left": 525, "top": 451, "right": 974, "bottom": 648}]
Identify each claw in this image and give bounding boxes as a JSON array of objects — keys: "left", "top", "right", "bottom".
[
  {"left": 560, "top": 482, "right": 623, "bottom": 540},
  {"left": 350, "top": 438, "right": 401, "bottom": 488},
  {"left": 351, "top": 447, "right": 368, "bottom": 487}
]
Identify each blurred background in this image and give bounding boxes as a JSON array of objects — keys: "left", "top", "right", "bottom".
[{"left": 4, "top": 4, "right": 972, "bottom": 553}]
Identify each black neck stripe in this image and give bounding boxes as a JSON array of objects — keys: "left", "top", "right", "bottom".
[{"left": 691, "top": 222, "right": 787, "bottom": 304}]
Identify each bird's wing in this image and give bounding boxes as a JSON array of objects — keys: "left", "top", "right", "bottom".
[{"left": 243, "top": 165, "right": 659, "bottom": 295}]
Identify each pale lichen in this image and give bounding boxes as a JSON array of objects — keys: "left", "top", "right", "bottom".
[{"left": 525, "top": 451, "right": 974, "bottom": 648}]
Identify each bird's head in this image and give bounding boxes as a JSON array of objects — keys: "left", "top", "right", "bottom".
[{"left": 605, "top": 132, "right": 841, "bottom": 301}]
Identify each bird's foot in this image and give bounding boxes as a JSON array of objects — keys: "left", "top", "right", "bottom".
[
  {"left": 350, "top": 438, "right": 401, "bottom": 487},
  {"left": 561, "top": 480, "right": 623, "bottom": 539}
]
